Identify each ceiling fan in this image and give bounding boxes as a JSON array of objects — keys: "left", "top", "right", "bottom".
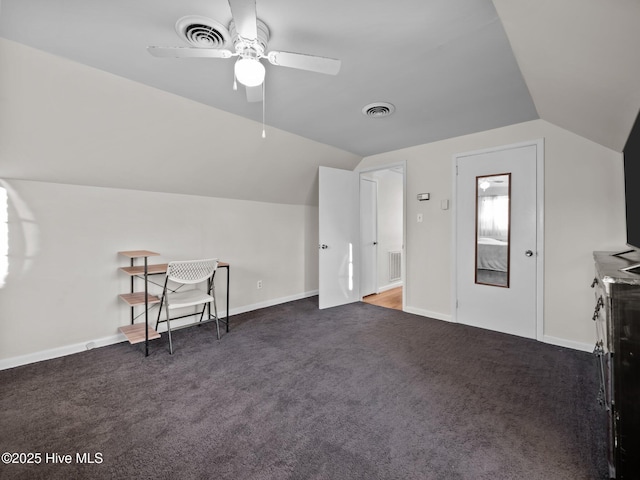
[{"left": 147, "top": 0, "right": 342, "bottom": 103}]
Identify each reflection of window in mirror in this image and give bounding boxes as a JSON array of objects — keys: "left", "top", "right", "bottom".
[{"left": 475, "top": 173, "right": 511, "bottom": 288}]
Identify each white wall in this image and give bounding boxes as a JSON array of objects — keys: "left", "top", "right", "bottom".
[
  {"left": 356, "top": 119, "right": 626, "bottom": 350},
  {"left": 0, "top": 179, "right": 319, "bottom": 368},
  {"left": 0, "top": 34, "right": 627, "bottom": 363},
  {"left": 1, "top": 121, "right": 624, "bottom": 368},
  {"left": 0, "top": 38, "right": 350, "bottom": 369}
]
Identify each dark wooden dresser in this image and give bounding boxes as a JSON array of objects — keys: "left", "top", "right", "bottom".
[{"left": 593, "top": 251, "right": 640, "bottom": 479}]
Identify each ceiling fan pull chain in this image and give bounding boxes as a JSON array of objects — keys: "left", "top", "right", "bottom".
[{"left": 262, "top": 78, "right": 266, "bottom": 139}]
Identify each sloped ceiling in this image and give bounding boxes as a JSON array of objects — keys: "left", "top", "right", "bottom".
[
  {"left": 0, "top": 0, "right": 538, "bottom": 157},
  {"left": 0, "top": 39, "right": 360, "bottom": 206},
  {"left": 1, "top": 0, "right": 639, "bottom": 207},
  {"left": 492, "top": 0, "right": 640, "bottom": 152}
]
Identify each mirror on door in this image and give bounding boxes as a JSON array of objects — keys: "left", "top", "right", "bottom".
[{"left": 475, "top": 173, "right": 511, "bottom": 287}]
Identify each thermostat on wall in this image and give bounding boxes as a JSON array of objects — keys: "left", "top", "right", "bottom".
[{"left": 417, "top": 193, "right": 430, "bottom": 201}]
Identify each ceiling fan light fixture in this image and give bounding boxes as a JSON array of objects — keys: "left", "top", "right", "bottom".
[{"left": 234, "top": 58, "right": 265, "bottom": 87}]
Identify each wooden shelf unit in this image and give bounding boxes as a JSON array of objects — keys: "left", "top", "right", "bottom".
[
  {"left": 118, "top": 292, "right": 161, "bottom": 307},
  {"left": 120, "top": 263, "right": 169, "bottom": 277},
  {"left": 119, "top": 324, "right": 161, "bottom": 344},
  {"left": 118, "top": 250, "right": 164, "bottom": 356}
]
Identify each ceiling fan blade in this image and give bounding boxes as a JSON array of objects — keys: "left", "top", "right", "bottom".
[
  {"left": 266, "top": 51, "right": 341, "bottom": 75},
  {"left": 148, "top": 46, "right": 234, "bottom": 59},
  {"left": 228, "top": 0, "right": 257, "bottom": 40},
  {"left": 245, "top": 85, "right": 263, "bottom": 103}
]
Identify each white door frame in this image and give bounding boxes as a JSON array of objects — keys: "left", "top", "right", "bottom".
[
  {"left": 358, "top": 161, "right": 407, "bottom": 310},
  {"left": 451, "top": 139, "right": 544, "bottom": 340}
]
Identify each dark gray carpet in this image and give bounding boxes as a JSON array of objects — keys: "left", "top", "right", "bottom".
[{"left": 0, "top": 297, "right": 607, "bottom": 479}]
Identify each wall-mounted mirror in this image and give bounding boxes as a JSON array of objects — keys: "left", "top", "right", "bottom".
[{"left": 475, "top": 173, "right": 511, "bottom": 287}]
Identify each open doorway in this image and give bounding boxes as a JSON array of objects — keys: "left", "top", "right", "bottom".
[{"left": 359, "top": 165, "right": 405, "bottom": 311}]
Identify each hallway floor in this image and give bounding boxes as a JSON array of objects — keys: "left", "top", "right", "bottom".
[{"left": 362, "top": 287, "right": 402, "bottom": 310}]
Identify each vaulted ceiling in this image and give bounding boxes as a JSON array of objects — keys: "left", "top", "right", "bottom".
[
  {"left": 1, "top": 0, "right": 639, "bottom": 204},
  {"left": 0, "top": 0, "right": 541, "bottom": 157},
  {"left": 493, "top": 0, "right": 640, "bottom": 153}
]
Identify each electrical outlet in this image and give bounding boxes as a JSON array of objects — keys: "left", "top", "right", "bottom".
[
  {"left": 257, "top": 280, "right": 263, "bottom": 289},
  {"left": 417, "top": 213, "right": 423, "bottom": 223}
]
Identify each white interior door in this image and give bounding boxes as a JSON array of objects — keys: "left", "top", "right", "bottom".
[
  {"left": 455, "top": 142, "right": 541, "bottom": 339},
  {"left": 318, "top": 166, "right": 360, "bottom": 309},
  {"left": 360, "top": 178, "right": 377, "bottom": 297}
]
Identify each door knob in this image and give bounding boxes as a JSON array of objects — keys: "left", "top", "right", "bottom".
[{"left": 525, "top": 250, "right": 534, "bottom": 257}]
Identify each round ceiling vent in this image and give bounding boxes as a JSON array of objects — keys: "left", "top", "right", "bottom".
[
  {"left": 362, "top": 102, "right": 396, "bottom": 118},
  {"left": 175, "top": 16, "right": 230, "bottom": 48}
]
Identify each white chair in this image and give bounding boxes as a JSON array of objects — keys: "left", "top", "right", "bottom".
[{"left": 157, "top": 258, "right": 219, "bottom": 354}]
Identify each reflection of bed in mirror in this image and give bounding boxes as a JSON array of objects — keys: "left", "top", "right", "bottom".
[{"left": 477, "top": 237, "right": 508, "bottom": 271}]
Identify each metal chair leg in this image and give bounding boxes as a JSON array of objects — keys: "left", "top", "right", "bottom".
[
  {"left": 155, "top": 296, "right": 163, "bottom": 331},
  {"left": 212, "top": 290, "right": 220, "bottom": 340},
  {"left": 165, "top": 299, "right": 173, "bottom": 354}
]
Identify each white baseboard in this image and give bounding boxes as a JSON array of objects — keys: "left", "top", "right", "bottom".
[
  {"left": 378, "top": 282, "right": 403, "bottom": 293},
  {"left": 542, "top": 335, "right": 594, "bottom": 353},
  {"left": 0, "top": 333, "right": 124, "bottom": 371},
  {"left": 0, "top": 290, "right": 319, "bottom": 371},
  {"left": 403, "top": 306, "right": 453, "bottom": 323},
  {"left": 1, "top": 292, "right": 593, "bottom": 371},
  {"left": 403, "top": 309, "right": 594, "bottom": 353},
  {"left": 228, "top": 290, "right": 319, "bottom": 317}
]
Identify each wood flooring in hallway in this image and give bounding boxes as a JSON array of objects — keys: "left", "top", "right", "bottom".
[{"left": 362, "top": 287, "right": 403, "bottom": 310}]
